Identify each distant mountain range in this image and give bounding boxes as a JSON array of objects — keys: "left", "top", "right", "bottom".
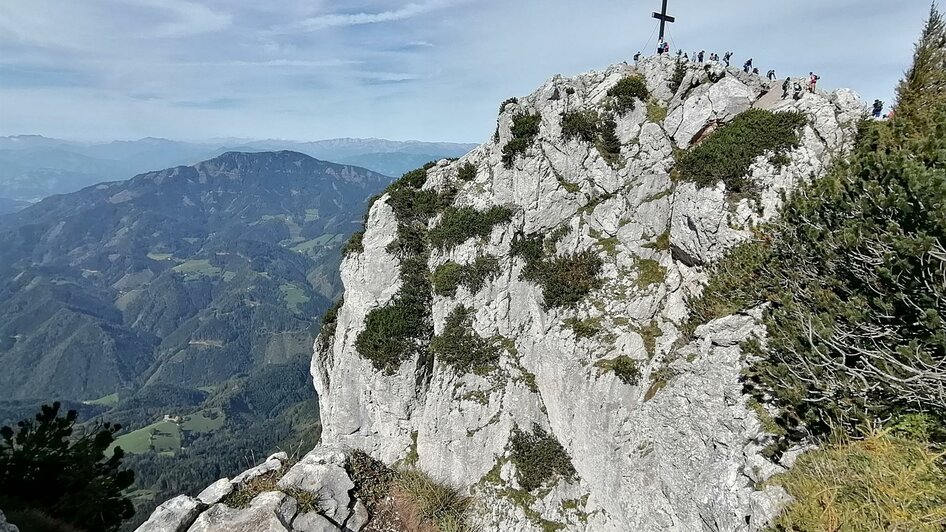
[
  {"left": 0, "top": 150, "right": 400, "bottom": 526},
  {"left": 0, "top": 135, "right": 476, "bottom": 202},
  {"left": 0, "top": 150, "right": 392, "bottom": 400}
]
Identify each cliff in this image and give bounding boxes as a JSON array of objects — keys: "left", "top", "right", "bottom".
[{"left": 140, "top": 54, "right": 864, "bottom": 532}]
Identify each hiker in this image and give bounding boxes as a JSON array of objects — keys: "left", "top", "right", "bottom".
[
  {"left": 698, "top": 50, "right": 705, "bottom": 63},
  {"left": 743, "top": 58, "right": 753, "bottom": 73},
  {"left": 723, "top": 51, "right": 732, "bottom": 66},
  {"left": 808, "top": 72, "right": 820, "bottom": 93},
  {"left": 767, "top": 69, "right": 777, "bottom": 81},
  {"left": 664, "top": 42, "right": 670, "bottom": 54},
  {"left": 657, "top": 40, "right": 665, "bottom": 54},
  {"left": 634, "top": 52, "right": 642, "bottom": 62},
  {"left": 872, "top": 99, "right": 884, "bottom": 118},
  {"left": 752, "top": 67, "right": 760, "bottom": 75},
  {"left": 793, "top": 81, "right": 804, "bottom": 100},
  {"left": 782, "top": 77, "right": 791, "bottom": 98},
  {"left": 683, "top": 52, "right": 689, "bottom": 61}
]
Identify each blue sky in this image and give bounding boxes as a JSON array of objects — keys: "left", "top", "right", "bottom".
[{"left": 0, "top": 1, "right": 933, "bottom": 143}]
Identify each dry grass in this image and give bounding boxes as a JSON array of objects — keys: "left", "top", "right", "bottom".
[
  {"left": 394, "top": 469, "right": 475, "bottom": 532},
  {"left": 769, "top": 432, "right": 946, "bottom": 532}
]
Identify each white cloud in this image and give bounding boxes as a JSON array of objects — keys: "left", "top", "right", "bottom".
[{"left": 292, "top": 1, "right": 445, "bottom": 31}]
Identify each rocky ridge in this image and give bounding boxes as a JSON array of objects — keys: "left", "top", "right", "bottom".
[{"left": 142, "top": 54, "right": 863, "bottom": 531}]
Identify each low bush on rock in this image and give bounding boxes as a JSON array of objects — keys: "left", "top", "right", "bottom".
[
  {"left": 674, "top": 108, "right": 807, "bottom": 193},
  {"left": 432, "top": 256, "right": 501, "bottom": 297},
  {"left": 594, "top": 356, "right": 642, "bottom": 385},
  {"left": 509, "top": 426, "right": 577, "bottom": 492},
  {"left": 428, "top": 206, "right": 513, "bottom": 251},
  {"left": 430, "top": 305, "right": 501, "bottom": 375},
  {"left": 608, "top": 75, "right": 649, "bottom": 114},
  {"left": 511, "top": 229, "right": 603, "bottom": 309},
  {"left": 560, "top": 110, "right": 623, "bottom": 167},
  {"left": 502, "top": 113, "right": 542, "bottom": 168},
  {"left": 561, "top": 109, "right": 600, "bottom": 143},
  {"left": 356, "top": 164, "right": 453, "bottom": 373},
  {"left": 457, "top": 162, "right": 476, "bottom": 182}
]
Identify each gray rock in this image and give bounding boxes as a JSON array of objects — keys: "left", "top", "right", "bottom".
[
  {"left": 197, "top": 478, "right": 233, "bottom": 506},
  {"left": 277, "top": 461, "right": 354, "bottom": 524},
  {"left": 231, "top": 456, "right": 283, "bottom": 485},
  {"left": 0, "top": 510, "right": 19, "bottom": 532},
  {"left": 343, "top": 501, "right": 369, "bottom": 532},
  {"left": 187, "top": 492, "right": 296, "bottom": 532},
  {"left": 135, "top": 495, "right": 203, "bottom": 532},
  {"left": 290, "top": 512, "right": 339, "bottom": 532},
  {"left": 312, "top": 56, "right": 863, "bottom": 531}
]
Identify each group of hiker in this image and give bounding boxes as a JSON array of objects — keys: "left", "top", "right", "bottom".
[
  {"left": 779, "top": 72, "right": 821, "bottom": 100},
  {"left": 648, "top": 42, "right": 800, "bottom": 86},
  {"left": 640, "top": 44, "right": 889, "bottom": 118}
]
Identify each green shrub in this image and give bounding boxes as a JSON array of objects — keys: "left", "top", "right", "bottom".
[
  {"left": 347, "top": 450, "right": 396, "bottom": 511},
  {"left": 317, "top": 297, "right": 344, "bottom": 351},
  {"left": 344, "top": 230, "right": 365, "bottom": 255},
  {"left": 770, "top": 433, "right": 946, "bottom": 532},
  {"left": 355, "top": 162, "right": 446, "bottom": 372},
  {"left": 502, "top": 113, "right": 542, "bottom": 168},
  {"left": 674, "top": 109, "right": 807, "bottom": 193},
  {"left": 432, "top": 256, "right": 501, "bottom": 297},
  {"left": 512, "top": 230, "right": 602, "bottom": 309},
  {"left": 607, "top": 75, "right": 649, "bottom": 115},
  {"left": 684, "top": 239, "right": 770, "bottom": 336},
  {"left": 355, "top": 257, "right": 432, "bottom": 373},
  {"left": 595, "top": 115, "right": 623, "bottom": 167},
  {"left": 509, "top": 426, "right": 577, "bottom": 492},
  {"left": 563, "top": 316, "right": 602, "bottom": 338},
  {"left": 594, "top": 356, "right": 641, "bottom": 385},
  {"left": 0, "top": 403, "right": 134, "bottom": 532},
  {"left": 499, "top": 97, "right": 518, "bottom": 114},
  {"left": 222, "top": 468, "right": 321, "bottom": 513},
  {"left": 428, "top": 206, "right": 514, "bottom": 251},
  {"left": 458, "top": 162, "right": 476, "bottom": 182},
  {"left": 430, "top": 306, "right": 501, "bottom": 375},
  {"left": 390, "top": 161, "right": 437, "bottom": 191},
  {"left": 561, "top": 110, "right": 599, "bottom": 142},
  {"left": 668, "top": 59, "right": 687, "bottom": 94}
]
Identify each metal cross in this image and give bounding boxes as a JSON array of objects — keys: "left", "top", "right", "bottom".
[{"left": 652, "top": 0, "right": 675, "bottom": 43}]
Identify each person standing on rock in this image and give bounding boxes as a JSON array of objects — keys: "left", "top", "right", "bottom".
[
  {"left": 723, "top": 51, "right": 732, "bottom": 66},
  {"left": 782, "top": 77, "right": 791, "bottom": 98},
  {"left": 634, "top": 52, "right": 642, "bottom": 62},
  {"left": 808, "top": 72, "right": 820, "bottom": 93},
  {"left": 698, "top": 50, "right": 705, "bottom": 63},
  {"left": 873, "top": 99, "right": 884, "bottom": 118},
  {"left": 657, "top": 40, "right": 665, "bottom": 55},
  {"left": 744, "top": 58, "right": 753, "bottom": 73},
  {"left": 767, "top": 69, "right": 777, "bottom": 81},
  {"left": 793, "top": 81, "right": 804, "bottom": 100}
]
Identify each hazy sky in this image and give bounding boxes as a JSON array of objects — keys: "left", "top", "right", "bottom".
[{"left": 0, "top": 1, "right": 933, "bottom": 143}]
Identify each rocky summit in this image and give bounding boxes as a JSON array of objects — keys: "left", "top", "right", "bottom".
[{"left": 143, "top": 54, "right": 863, "bottom": 531}]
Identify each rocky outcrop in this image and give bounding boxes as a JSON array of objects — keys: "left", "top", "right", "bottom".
[
  {"left": 312, "top": 54, "right": 863, "bottom": 531},
  {"left": 136, "top": 449, "right": 367, "bottom": 532},
  {"left": 0, "top": 511, "right": 18, "bottom": 532}
]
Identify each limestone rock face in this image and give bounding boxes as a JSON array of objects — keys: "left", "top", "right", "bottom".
[
  {"left": 312, "top": 54, "right": 863, "bottom": 531},
  {"left": 137, "top": 448, "right": 363, "bottom": 532}
]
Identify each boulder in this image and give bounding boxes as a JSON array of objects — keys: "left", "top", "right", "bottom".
[
  {"left": 136, "top": 495, "right": 203, "bottom": 532},
  {"left": 187, "top": 492, "right": 296, "bottom": 532}
]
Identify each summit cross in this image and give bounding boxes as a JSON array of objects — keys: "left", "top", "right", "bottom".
[{"left": 652, "top": 0, "right": 675, "bottom": 42}]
